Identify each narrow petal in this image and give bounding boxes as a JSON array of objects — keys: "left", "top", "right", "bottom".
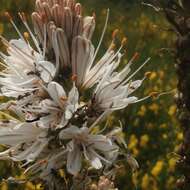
[{"left": 67, "top": 144, "right": 82, "bottom": 175}]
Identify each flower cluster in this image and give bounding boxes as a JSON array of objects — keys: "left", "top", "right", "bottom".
[{"left": 0, "top": 0, "right": 150, "bottom": 188}]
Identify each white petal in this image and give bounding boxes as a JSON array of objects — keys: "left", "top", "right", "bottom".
[
  {"left": 59, "top": 126, "right": 80, "bottom": 139},
  {"left": 67, "top": 144, "right": 82, "bottom": 175},
  {"left": 47, "top": 82, "right": 66, "bottom": 107},
  {"left": 0, "top": 123, "right": 42, "bottom": 146},
  {"left": 38, "top": 61, "right": 56, "bottom": 83}
]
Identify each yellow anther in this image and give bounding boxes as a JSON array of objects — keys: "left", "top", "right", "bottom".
[
  {"left": 144, "top": 71, "right": 152, "bottom": 78},
  {"left": 112, "top": 29, "right": 119, "bottom": 39},
  {"left": 121, "top": 37, "right": 127, "bottom": 46},
  {"left": 23, "top": 32, "right": 30, "bottom": 41},
  {"left": 71, "top": 74, "right": 77, "bottom": 82},
  {"left": 4, "top": 12, "right": 12, "bottom": 21}
]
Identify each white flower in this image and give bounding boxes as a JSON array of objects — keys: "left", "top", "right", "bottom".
[
  {"left": 59, "top": 125, "right": 119, "bottom": 175},
  {"left": 92, "top": 56, "right": 150, "bottom": 111},
  {"left": 0, "top": 122, "right": 48, "bottom": 163},
  {"left": 0, "top": 37, "right": 55, "bottom": 98},
  {"left": 21, "top": 81, "right": 79, "bottom": 129}
]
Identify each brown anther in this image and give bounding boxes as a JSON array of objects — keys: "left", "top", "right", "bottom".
[
  {"left": 132, "top": 52, "right": 140, "bottom": 61},
  {"left": 60, "top": 96, "right": 68, "bottom": 102},
  {"left": 144, "top": 71, "right": 152, "bottom": 78},
  {"left": 121, "top": 37, "right": 127, "bottom": 46},
  {"left": 71, "top": 74, "right": 77, "bottom": 82},
  {"left": 4, "top": 12, "right": 12, "bottom": 21},
  {"left": 149, "top": 91, "right": 159, "bottom": 98},
  {"left": 39, "top": 159, "right": 48, "bottom": 165},
  {"left": 23, "top": 32, "right": 30, "bottom": 41},
  {"left": 110, "top": 43, "right": 116, "bottom": 50},
  {"left": 112, "top": 29, "right": 119, "bottom": 39}
]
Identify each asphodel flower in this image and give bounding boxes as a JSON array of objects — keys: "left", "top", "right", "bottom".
[
  {"left": 0, "top": 0, "right": 153, "bottom": 188},
  {"left": 59, "top": 125, "right": 119, "bottom": 175}
]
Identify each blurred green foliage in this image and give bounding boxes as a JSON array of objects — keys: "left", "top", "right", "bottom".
[{"left": 0, "top": 0, "right": 181, "bottom": 190}]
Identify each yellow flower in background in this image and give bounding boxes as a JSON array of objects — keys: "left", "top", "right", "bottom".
[
  {"left": 26, "top": 182, "right": 36, "bottom": 190},
  {"left": 128, "top": 134, "right": 138, "bottom": 150},
  {"left": 133, "top": 147, "right": 140, "bottom": 157},
  {"left": 0, "top": 23, "right": 3, "bottom": 35},
  {"left": 149, "top": 103, "right": 159, "bottom": 114},
  {"left": 151, "top": 161, "right": 164, "bottom": 177},
  {"left": 168, "top": 158, "right": 176, "bottom": 172},
  {"left": 158, "top": 70, "right": 165, "bottom": 79},
  {"left": 1, "top": 182, "right": 8, "bottom": 190},
  {"left": 168, "top": 105, "right": 177, "bottom": 116},
  {"left": 141, "top": 174, "right": 150, "bottom": 189},
  {"left": 162, "top": 133, "right": 168, "bottom": 140},
  {"left": 160, "top": 123, "right": 167, "bottom": 129},
  {"left": 166, "top": 176, "right": 175, "bottom": 189},
  {"left": 177, "top": 132, "right": 183, "bottom": 141},
  {"left": 137, "top": 105, "right": 147, "bottom": 116},
  {"left": 140, "top": 134, "right": 149, "bottom": 147}
]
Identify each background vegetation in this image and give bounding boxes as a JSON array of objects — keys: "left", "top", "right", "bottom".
[{"left": 0, "top": 0, "right": 181, "bottom": 189}]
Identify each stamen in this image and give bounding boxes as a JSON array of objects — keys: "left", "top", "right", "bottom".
[
  {"left": 144, "top": 71, "right": 152, "bottom": 78},
  {"left": 4, "top": 12, "right": 25, "bottom": 41},
  {"left": 131, "top": 52, "right": 140, "bottom": 62},
  {"left": 0, "top": 61, "right": 8, "bottom": 68},
  {"left": 90, "top": 9, "right": 110, "bottom": 66},
  {"left": 42, "top": 24, "right": 47, "bottom": 58},
  {"left": 123, "top": 57, "right": 151, "bottom": 85},
  {"left": 121, "top": 37, "right": 127, "bottom": 46},
  {"left": 112, "top": 29, "right": 119, "bottom": 39},
  {"left": 110, "top": 43, "right": 116, "bottom": 50},
  {"left": 23, "top": 32, "right": 30, "bottom": 42},
  {"left": 18, "top": 12, "right": 42, "bottom": 55},
  {"left": 89, "top": 110, "right": 109, "bottom": 131},
  {"left": 39, "top": 159, "right": 48, "bottom": 165}
]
